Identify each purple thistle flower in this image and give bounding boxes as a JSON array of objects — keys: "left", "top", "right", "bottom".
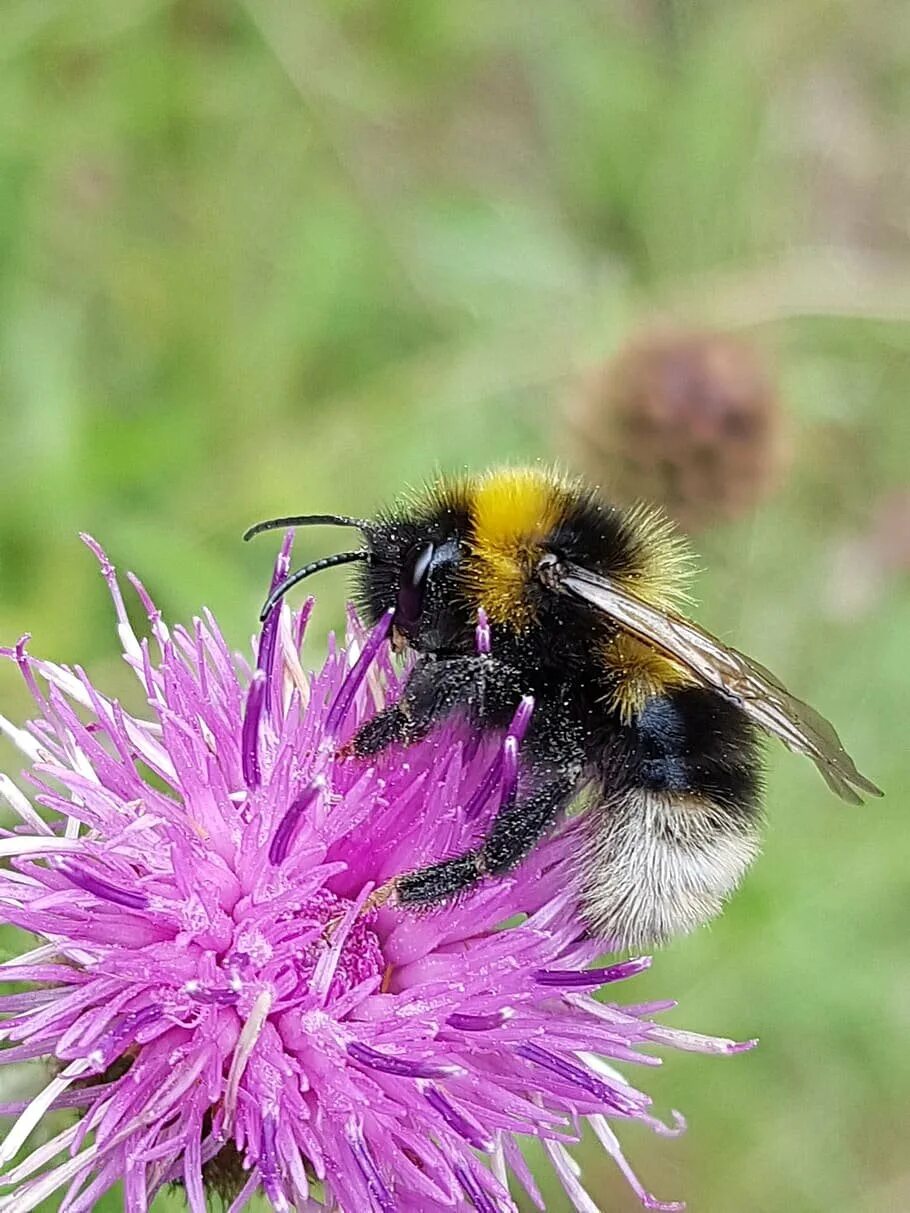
[{"left": 0, "top": 535, "right": 755, "bottom": 1213}]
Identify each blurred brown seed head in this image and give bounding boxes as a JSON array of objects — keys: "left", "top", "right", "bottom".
[{"left": 565, "top": 328, "right": 786, "bottom": 533}]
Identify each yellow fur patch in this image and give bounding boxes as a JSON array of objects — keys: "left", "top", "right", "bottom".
[
  {"left": 602, "top": 634, "right": 694, "bottom": 724},
  {"left": 468, "top": 467, "right": 565, "bottom": 624},
  {"left": 471, "top": 467, "right": 563, "bottom": 552}
]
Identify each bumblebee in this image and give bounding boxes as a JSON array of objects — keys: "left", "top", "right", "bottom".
[{"left": 245, "top": 466, "right": 881, "bottom": 948}]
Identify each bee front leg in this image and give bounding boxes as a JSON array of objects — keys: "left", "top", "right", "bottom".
[{"left": 349, "top": 653, "right": 523, "bottom": 759}]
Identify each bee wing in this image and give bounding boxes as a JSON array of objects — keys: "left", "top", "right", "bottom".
[{"left": 562, "top": 563, "right": 882, "bottom": 805}]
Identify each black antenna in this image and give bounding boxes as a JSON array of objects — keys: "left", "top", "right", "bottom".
[
  {"left": 243, "top": 514, "right": 367, "bottom": 542},
  {"left": 259, "top": 550, "right": 368, "bottom": 621}
]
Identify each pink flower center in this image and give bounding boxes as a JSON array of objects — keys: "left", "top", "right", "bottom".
[{"left": 179, "top": 887, "right": 386, "bottom": 1016}]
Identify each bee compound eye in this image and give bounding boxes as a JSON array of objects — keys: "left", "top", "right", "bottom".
[{"left": 395, "top": 542, "right": 435, "bottom": 628}]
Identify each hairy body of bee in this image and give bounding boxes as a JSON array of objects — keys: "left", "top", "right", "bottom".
[{"left": 252, "top": 462, "right": 875, "bottom": 947}]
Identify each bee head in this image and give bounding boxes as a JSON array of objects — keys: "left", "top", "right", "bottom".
[
  {"left": 243, "top": 499, "right": 474, "bottom": 653},
  {"left": 356, "top": 509, "right": 475, "bottom": 655}
]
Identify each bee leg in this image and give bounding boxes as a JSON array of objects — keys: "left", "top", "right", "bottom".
[
  {"left": 394, "top": 772, "right": 578, "bottom": 908},
  {"left": 348, "top": 704, "right": 413, "bottom": 757},
  {"left": 481, "top": 773, "right": 578, "bottom": 877},
  {"left": 350, "top": 654, "right": 524, "bottom": 758},
  {"left": 395, "top": 853, "right": 482, "bottom": 907}
]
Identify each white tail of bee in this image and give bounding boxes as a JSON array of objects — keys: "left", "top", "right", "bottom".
[{"left": 579, "top": 790, "right": 762, "bottom": 950}]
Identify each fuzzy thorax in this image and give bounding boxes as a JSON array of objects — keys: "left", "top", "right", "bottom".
[{"left": 423, "top": 465, "right": 693, "bottom": 630}]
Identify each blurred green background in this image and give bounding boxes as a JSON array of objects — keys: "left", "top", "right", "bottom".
[{"left": 1, "top": 2, "right": 908, "bottom": 1211}]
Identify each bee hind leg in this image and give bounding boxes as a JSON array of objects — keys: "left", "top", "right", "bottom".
[{"left": 394, "top": 771, "right": 579, "bottom": 908}]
